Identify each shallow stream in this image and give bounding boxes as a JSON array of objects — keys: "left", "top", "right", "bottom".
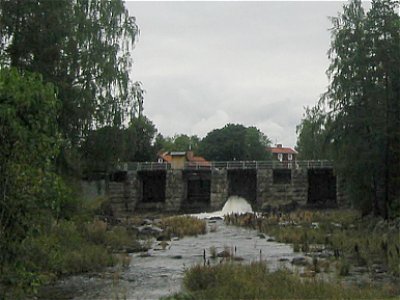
[{"left": 45, "top": 197, "right": 300, "bottom": 300}]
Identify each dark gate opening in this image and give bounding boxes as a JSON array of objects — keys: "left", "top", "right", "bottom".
[
  {"left": 307, "top": 169, "right": 337, "bottom": 208},
  {"left": 138, "top": 170, "right": 166, "bottom": 203},
  {"left": 228, "top": 169, "right": 257, "bottom": 204},
  {"left": 182, "top": 170, "right": 211, "bottom": 212},
  {"left": 273, "top": 169, "right": 292, "bottom": 184}
]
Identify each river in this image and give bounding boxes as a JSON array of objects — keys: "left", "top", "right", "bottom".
[{"left": 43, "top": 197, "right": 299, "bottom": 300}]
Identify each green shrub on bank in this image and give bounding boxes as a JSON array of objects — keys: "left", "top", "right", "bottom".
[
  {"left": 21, "top": 220, "right": 114, "bottom": 275},
  {"left": 180, "top": 262, "right": 398, "bottom": 299}
]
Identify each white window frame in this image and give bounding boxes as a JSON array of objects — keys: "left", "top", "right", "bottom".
[
  {"left": 277, "top": 153, "right": 283, "bottom": 162},
  {"left": 288, "top": 154, "right": 293, "bottom": 161}
]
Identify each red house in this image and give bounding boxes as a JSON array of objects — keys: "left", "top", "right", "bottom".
[{"left": 268, "top": 144, "right": 297, "bottom": 163}]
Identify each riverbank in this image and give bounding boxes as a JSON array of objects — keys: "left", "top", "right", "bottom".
[
  {"left": 225, "top": 209, "right": 400, "bottom": 278},
  {"left": 165, "top": 261, "right": 398, "bottom": 300},
  {"left": 34, "top": 213, "right": 207, "bottom": 299}
]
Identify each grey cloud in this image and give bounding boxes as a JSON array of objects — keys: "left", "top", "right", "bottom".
[{"left": 127, "top": 1, "right": 346, "bottom": 147}]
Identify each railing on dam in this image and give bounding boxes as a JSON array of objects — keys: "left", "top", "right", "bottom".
[{"left": 117, "top": 160, "right": 333, "bottom": 172}]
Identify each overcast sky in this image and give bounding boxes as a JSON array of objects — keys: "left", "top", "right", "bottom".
[{"left": 126, "top": 1, "right": 351, "bottom": 148}]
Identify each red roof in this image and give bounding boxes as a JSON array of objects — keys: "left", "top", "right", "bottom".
[
  {"left": 159, "top": 153, "right": 172, "bottom": 162},
  {"left": 158, "top": 151, "right": 209, "bottom": 165},
  {"left": 268, "top": 147, "right": 297, "bottom": 155}
]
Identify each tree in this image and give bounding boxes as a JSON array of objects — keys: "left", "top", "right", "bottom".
[
  {"left": 198, "top": 124, "right": 271, "bottom": 161},
  {"left": 320, "top": 0, "right": 400, "bottom": 218},
  {"left": 82, "top": 116, "right": 158, "bottom": 174},
  {"left": 0, "top": 68, "right": 67, "bottom": 288},
  {"left": 124, "top": 116, "right": 158, "bottom": 162},
  {"left": 159, "top": 134, "right": 201, "bottom": 153},
  {"left": 0, "top": 0, "right": 141, "bottom": 173},
  {"left": 81, "top": 126, "right": 125, "bottom": 174},
  {"left": 296, "top": 105, "right": 332, "bottom": 160}
]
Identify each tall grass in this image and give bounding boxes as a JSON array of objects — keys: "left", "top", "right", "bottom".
[
  {"left": 227, "top": 210, "right": 400, "bottom": 277},
  {"left": 160, "top": 216, "right": 207, "bottom": 238},
  {"left": 180, "top": 262, "right": 398, "bottom": 299}
]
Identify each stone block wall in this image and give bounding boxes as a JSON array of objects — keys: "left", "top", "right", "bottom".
[
  {"left": 165, "top": 170, "right": 184, "bottom": 211},
  {"left": 258, "top": 168, "right": 308, "bottom": 210},
  {"left": 256, "top": 169, "right": 272, "bottom": 208},
  {"left": 210, "top": 169, "right": 228, "bottom": 210},
  {"left": 108, "top": 180, "right": 135, "bottom": 217}
]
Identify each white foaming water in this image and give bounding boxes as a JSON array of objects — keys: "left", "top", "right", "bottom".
[
  {"left": 192, "top": 196, "right": 253, "bottom": 219},
  {"left": 221, "top": 196, "right": 253, "bottom": 215}
]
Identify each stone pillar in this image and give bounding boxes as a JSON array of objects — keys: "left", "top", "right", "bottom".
[
  {"left": 210, "top": 168, "right": 228, "bottom": 210},
  {"left": 256, "top": 169, "right": 273, "bottom": 209},
  {"left": 165, "top": 169, "right": 184, "bottom": 212},
  {"left": 127, "top": 171, "right": 140, "bottom": 212},
  {"left": 336, "top": 175, "right": 348, "bottom": 208},
  {"left": 291, "top": 168, "right": 308, "bottom": 206}
]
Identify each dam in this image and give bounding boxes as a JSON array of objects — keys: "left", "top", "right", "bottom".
[{"left": 102, "top": 160, "right": 346, "bottom": 216}]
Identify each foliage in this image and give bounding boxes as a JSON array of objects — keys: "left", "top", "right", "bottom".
[
  {"left": 198, "top": 124, "right": 271, "bottom": 161},
  {"left": 180, "top": 262, "right": 397, "bottom": 299},
  {"left": 0, "top": 68, "right": 61, "bottom": 279},
  {"left": 81, "top": 116, "right": 158, "bottom": 173},
  {"left": 0, "top": 0, "right": 141, "bottom": 173},
  {"left": 295, "top": 105, "right": 332, "bottom": 160},
  {"left": 124, "top": 116, "right": 158, "bottom": 162},
  {"left": 81, "top": 126, "right": 126, "bottom": 173},
  {"left": 159, "top": 134, "right": 201, "bottom": 153},
  {"left": 296, "top": 0, "right": 400, "bottom": 218}
]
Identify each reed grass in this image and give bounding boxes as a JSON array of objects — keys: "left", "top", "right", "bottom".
[
  {"left": 226, "top": 210, "right": 400, "bottom": 277},
  {"left": 160, "top": 216, "right": 207, "bottom": 238},
  {"left": 179, "top": 262, "right": 398, "bottom": 299}
]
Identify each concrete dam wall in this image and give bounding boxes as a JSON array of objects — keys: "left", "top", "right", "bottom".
[{"left": 105, "top": 161, "right": 346, "bottom": 216}]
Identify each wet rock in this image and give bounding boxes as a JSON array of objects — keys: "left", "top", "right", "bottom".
[
  {"left": 154, "top": 241, "right": 170, "bottom": 251},
  {"left": 137, "top": 225, "right": 163, "bottom": 235},
  {"left": 316, "top": 251, "right": 332, "bottom": 259},
  {"left": 209, "top": 216, "right": 223, "bottom": 221},
  {"left": 291, "top": 257, "right": 309, "bottom": 266},
  {"left": 139, "top": 252, "right": 151, "bottom": 257},
  {"left": 372, "top": 264, "right": 388, "bottom": 274},
  {"left": 311, "top": 222, "right": 319, "bottom": 229},
  {"left": 208, "top": 220, "right": 217, "bottom": 224},
  {"left": 267, "top": 237, "right": 275, "bottom": 242},
  {"left": 141, "top": 218, "right": 153, "bottom": 225},
  {"left": 217, "top": 250, "right": 231, "bottom": 258},
  {"left": 156, "top": 235, "right": 170, "bottom": 242},
  {"left": 171, "top": 255, "right": 183, "bottom": 259},
  {"left": 258, "top": 233, "right": 266, "bottom": 239},
  {"left": 279, "top": 258, "right": 289, "bottom": 262},
  {"left": 233, "top": 256, "right": 244, "bottom": 261}
]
